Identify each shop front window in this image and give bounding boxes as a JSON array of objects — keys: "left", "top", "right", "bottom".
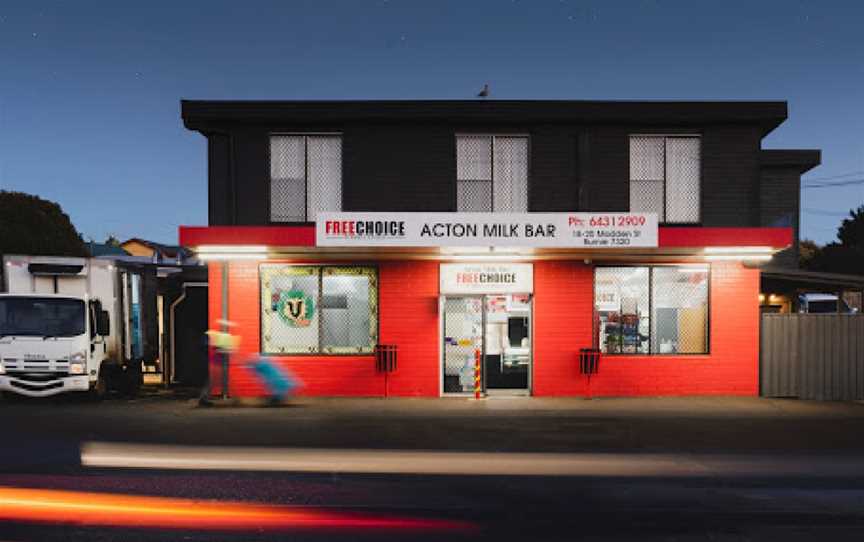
[
  {"left": 261, "top": 265, "right": 377, "bottom": 354},
  {"left": 595, "top": 266, "right": 709, "bottom": 355}
]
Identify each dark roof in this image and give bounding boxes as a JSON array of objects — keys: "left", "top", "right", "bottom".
[
  {"left": 761, "top": 266, "right": 864, "bottom": 290},
  {"left": 86, "top": 242, "right": 129, "bottom": 257},
  {"left": 760, "top": 149, "right": 821, "bottom": 173},
  {"left": 181, "top": 99, "right": 788, "bottom": 136}
]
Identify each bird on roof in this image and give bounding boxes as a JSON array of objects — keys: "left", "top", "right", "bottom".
[{"left": 477, "top": 83, "right": 489, "bottom": 98}]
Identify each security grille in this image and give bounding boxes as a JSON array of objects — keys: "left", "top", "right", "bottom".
[
  {"left": 442, "top": 297, "right": 483, "bottom": 393},
  {"left": 629, "top": 136, "right": 700, "bottom": 223},
  {"left": 321, "top": 267, "right": 378, "bottom": 354},
  {"left": 649, "top": 266, "right": 708, "bottom": 354},
  {"left": 270, "top": 135, "right": 342, "bottom": 222},
  {"left": 261, "top": 265, "right": 378, "bottom": 355},
  {"left": 595, "top": 267, "right": 651, "bottom": 354},
  {"left": 595, "top": 266, "right": 709, "bottom": 355},
  {"left": 456, "top": 135, "right": 528, "bottom": 212},
  {"left": 261, "top": 266, "right": 321, "bottom": 354}
]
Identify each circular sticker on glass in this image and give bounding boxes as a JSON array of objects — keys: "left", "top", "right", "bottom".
[{"left": 272, "top": 289, "right": 315, "bottom": 327}]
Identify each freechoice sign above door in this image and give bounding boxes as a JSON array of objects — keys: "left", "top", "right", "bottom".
[{"left": 316, "top": 212, "right": 658, "bottom": 248}]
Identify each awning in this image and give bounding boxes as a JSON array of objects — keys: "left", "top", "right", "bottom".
[
  {"left": 761, "top": 266, "right": 864, "bottom": 291},
  {"left": 179, "top": 225, "right": 792, "bottom": 263}
]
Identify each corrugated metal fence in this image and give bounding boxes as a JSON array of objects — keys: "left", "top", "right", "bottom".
[{"left": 761, "top": 313, "right": 864, "bottom": 400}]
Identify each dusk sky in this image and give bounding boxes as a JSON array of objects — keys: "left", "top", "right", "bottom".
[{"left": 1, "top": 0, "right": 862, "bottom": 245}]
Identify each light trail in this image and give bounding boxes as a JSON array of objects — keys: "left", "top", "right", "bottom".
[
  {"left": 0, "top": 486, "right": 472, "bottom": 532},
  {"left": 80, "top": 442, "right": 864, "bottom": 478}
]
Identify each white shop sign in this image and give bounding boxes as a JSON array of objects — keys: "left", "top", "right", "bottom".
[
  {"left": 316, "top": 212, "right": 658, "bottom": 248},
  {"left": 440, "top": 263, "right": 533, "bottom": 294}
]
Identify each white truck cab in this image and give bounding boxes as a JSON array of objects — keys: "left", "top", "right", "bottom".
[{"left": 0, "top": 256, "right": 155, "bottom": 398}]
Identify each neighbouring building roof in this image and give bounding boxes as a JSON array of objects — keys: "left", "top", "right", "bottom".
[
  {"left": 121, "top": 238, "right": 191, "bottom": 260},
  {"left": 86, "top": 242, "right": 129, "bottom": 257}
]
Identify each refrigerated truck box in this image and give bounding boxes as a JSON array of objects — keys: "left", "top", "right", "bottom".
[{"left": 0, "top": 255, "right": 158, "bottom": 397}]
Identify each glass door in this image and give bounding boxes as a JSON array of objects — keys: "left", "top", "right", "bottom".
[
  {"left": 484, "top": 294, "right": 530, "bottom": 392},
  {"left": 442, "top": 294, "right": 531, "bottom": 395},
  {"left": 442, "top": 297, "right": 483, "bottom": 394}
]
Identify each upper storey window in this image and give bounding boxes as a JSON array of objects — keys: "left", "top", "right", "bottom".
[
  {"left": 629, "top": 135, "right": 700, "bottom": 223},
  {"left": 270, "top": 134, "right": 342, "bottom": 222},
  {"left": 456, "top": 135, "right": 528, "bottom": 212}
]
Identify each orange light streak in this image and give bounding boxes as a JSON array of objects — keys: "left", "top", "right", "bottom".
[{"left": 0, "top": 486, "right": 472, "bottom": 532}]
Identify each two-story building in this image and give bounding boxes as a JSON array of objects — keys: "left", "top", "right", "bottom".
[{"left": 179, "top": 100, "right": 819, "bottom": 399}]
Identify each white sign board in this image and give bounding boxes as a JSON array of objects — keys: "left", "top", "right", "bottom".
[
  {"left": 316, "top": 212, "right": 658, "bottom": 248},
  {"left": 440, "top": 263, "right": 533, "bottom": 294}
]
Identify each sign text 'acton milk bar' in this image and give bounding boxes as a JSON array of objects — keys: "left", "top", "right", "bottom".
[{"left": 316, "top": 213, "right": 659, "bottom": 248}]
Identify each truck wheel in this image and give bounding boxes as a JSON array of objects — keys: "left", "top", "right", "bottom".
[
  {"left": 89, "top": 374, "right": 108, "bottom": 401},
  {"left": 124, "top": 363, "right": 143, "bottom": 398}
]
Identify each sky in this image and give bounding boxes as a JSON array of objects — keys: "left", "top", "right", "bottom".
[{"left": 0, "top": 0, "right": 862, "bottom": 245}]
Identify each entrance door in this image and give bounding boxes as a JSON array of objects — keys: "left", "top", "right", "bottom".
[
  {"left": 442, "top": 295, "right": 531, "bottom": 395},
  {"left": 484, "top": 294, "right": 530, "bottom": 392}
]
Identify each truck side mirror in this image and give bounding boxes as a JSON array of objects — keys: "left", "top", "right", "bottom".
[{"left": 97, "top": 310, "right": 111, "bottom": 336}]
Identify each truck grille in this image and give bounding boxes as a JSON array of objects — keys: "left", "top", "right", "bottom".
[
  {"left": 6, "top": 371, "right": 69, "bottom": 382},
  {"left": 3, "top": 359, "right": 69, "bottom": 372},
  {"left": 10, "top": 380, "right": 64, "bottom": 392}
]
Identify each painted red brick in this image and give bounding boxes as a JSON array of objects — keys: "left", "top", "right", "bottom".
[
  {"left": 209, "top": 259, "right": 759, "bottom": 398},
  {"left": 208, "top": 260, "right": 440, "bottom": 398},
  {"left": 533, "top": 261, "right": 760, "bottom": 397}
]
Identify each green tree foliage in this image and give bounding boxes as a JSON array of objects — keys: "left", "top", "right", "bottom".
[
  {"left": 798, "top": 238, "right": 821, "bottom": 268},
  {"left": 804, "top": 205, "right": 864, "bottom": 275},
  {"left": 0, "top": 191, "right": 87, "bottom": 257},
  {"left": 837, "top": 205, "right": 864, "bottom": 248}
]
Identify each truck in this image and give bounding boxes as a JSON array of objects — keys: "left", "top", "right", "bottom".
[{"left": 0, "top": 255, "right": 158, "bottom": 398}]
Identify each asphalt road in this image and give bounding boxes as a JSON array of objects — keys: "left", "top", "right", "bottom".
[{"left": 3, "top": 393, "right": 864, "bottom": 541}]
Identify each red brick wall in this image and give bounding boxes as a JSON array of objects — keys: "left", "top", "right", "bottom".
[
  {"left": 208, "top": 260, "right": 440, "bottom": 398},
  {"left": 210, "top": 259, "right": 759, "bottom": 398},
  {"left": 533, "top": 261, "right": 760, "bottom": 397}
]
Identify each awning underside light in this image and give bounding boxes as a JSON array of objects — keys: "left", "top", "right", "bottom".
[{"left": 196, "top": 245, "right": 268, "bottom": 261}]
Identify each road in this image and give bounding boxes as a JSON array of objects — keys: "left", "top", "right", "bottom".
[{"left": 3, "top": 393, "right": 864, "bottom": 541}]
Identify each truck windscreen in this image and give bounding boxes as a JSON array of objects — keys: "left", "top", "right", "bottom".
[{"left": 0, "top": 297, "right": 86, "bottom": 337}]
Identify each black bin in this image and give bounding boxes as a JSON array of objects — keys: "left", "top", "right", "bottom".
[
  {"left": 579, "top": 348, "right": 601, "bottom": 375},
  {"left": 375, "top": 344, "right": 397, "bottom": 373}
]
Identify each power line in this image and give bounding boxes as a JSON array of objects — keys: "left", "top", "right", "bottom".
[
  {"left": 802, "top": 208, "right": 852, "bottom": 217},
  {"left": 802, "top": 170, "right": 864, "bottom": 182},
  {"left": 802, "top": 178, "right": 864, "bottom": 189}
]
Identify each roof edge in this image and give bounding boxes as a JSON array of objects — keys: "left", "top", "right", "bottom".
[
  {"left": 760, "top": 149, "right": 822, "bottom": 173},
  {"left": 180, "top": 99, "right": 788, "bottom": 135}
]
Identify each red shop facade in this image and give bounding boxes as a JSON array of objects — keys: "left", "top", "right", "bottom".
[{"left": 180, "top": 217, "right": 790, "bottom": 399}]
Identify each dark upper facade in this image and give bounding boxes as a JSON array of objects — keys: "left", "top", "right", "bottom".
[{"left": 181, "top": 100, "right": 820, "bottom": 266}]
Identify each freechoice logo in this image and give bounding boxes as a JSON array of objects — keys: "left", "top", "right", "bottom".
[{"left": 324, "top": 220, "right": 406, "bottom": 238}]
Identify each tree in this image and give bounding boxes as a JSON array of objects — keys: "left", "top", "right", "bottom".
[
  {"left": 805, "top": 204, "right": 864, "bottom": 275},
  {"left": 0, "top": 191, "right": 87, "bottom": 257},
  {"left": 104, "top": 235, "right": 121, "bottom": 247},
  {"left": 837, "top": 205, "right": 864, "bottom": 249},
  {"left": 799, "top": 238, "right": 821, "bottom": 269}
]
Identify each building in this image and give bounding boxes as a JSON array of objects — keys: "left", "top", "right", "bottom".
[
  {"left": 179, "top": 100, "right": 818, "bottom": 398},
  {"left": 85, "top": 241, "right": 129, "bottom": 258},
  {"left": 121, "top": 238, "right": 195, "bottom": 265}
]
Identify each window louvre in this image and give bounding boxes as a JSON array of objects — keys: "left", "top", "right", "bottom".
[
  {"left": 456, "top": 135, "right": 528, "bottom": 212},
  {"left": 629, "top": 136, "right": 700, "bottom": 223},
  {"left": 270, "top": 135, "right": 342, "bottom": 222}
]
